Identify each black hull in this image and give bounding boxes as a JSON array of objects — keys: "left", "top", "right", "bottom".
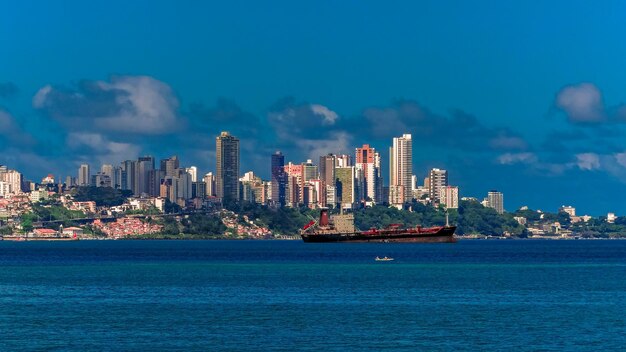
[{"left": 301, "top": 226, "right": 457, "bottom": 243}]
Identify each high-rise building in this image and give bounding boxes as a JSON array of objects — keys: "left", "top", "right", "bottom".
[
  {"left": 203, "top": 172, "right": 216, "bottom": 197},
  {"left": 271, "top": 151, "right": 286, "bottom": 206},
  {"left": 65, "top": 176, "right": 75, "bottom": 188},
  {"left": 335, "top": 166, "right": 355, "bottom": 209},
  {"left": 78, "top": 164, "right": 90, "bottom": 186},
  {"left": 186, "top": 166, "right": 198, "bottom": 182},
  {"left": 136, "top": 156, "right": 155, "bottom": 196},
  {"left": 389, "top": 134, "right": 412, "bottom": 205},
  {"left": 284, "top": 162, "right": 304, "bottom": 206},
  {"left": 121, "top": 160, "right": 136, "bottom": 192},
  {"left": 112, "top": 166, "right": 123, "bottom": 189},
  {"left": 0, "top": 169, "right": 23, "bottom": 194},
  {"left": 148, "top": 169, "right": 163, "bottom": 196},
  {"left": 429, "top": 168, "right": 448, "bottom": 203},
  {"left": 319, "top": 154, "right": 336, "bottom": 207},
  {"left": 192, "top": 181, "right": 207, "bottom": 199},
  {"left": 355, "top": 144, "right": 382, "bottom": 204},
  {"left": 160, "top": 156, "right": 179, "bottom": 177},
  {"left": 175, "top": 169, "right": 192, "bottom": 200},
  {"left": 302, "top": 160, "right": 318, "bottom": 183},
  {"left": 91, "top": 172, "right": 111, "bottom": 188},
  {"left": 216, "top": 131, "right": 240, "bottom": 201},
  {"left": 487, "top": 190, "right": 504, "bottom": 214},
  {"left": 439, "top": 186, "right": 459, "bottom": 209},
  {"left": 335, "top": 154, "right": 352, "bottom": 167},
  {"left": 101, "top": 164, "right": 113, "bottom": 179}
]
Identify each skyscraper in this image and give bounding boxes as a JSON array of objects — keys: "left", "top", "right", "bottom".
[
  {"left": 319, "top": 154, "right": 336, "bottom": 207},
  {"left": 487, "top": 190, "right": 504, "bottom": 214},
  {"left": 284, "top": 162, "right": 303, "bottom": 206},
  {"left": 186, "top": 166, "right": 198, "bottom": 182},
  {"left": 203, "top": 172, "right": 216, "bottom": 197},
  {"left": 335, "top": 166, "right": 355, "bottom": 209},
  {"left": 355, "top": 144, "right": 382, "bottom": 204},
  {"left": 271, "top": 151, "right": 286, "bottom": 206},
  {"left": 78, "top": 164, "right": 90, "bottom": 186},
  {"left": 136, "top": 156, "right": 155, "bottom": 196},
  {"left": 389, "top": 134, "right": 412, "bottom": 205},
  {"left": 216, "top": 131, "right": 240, "bottom": 201},
  {"left": 429, "top": 168, "right": 448, "bottom": 203},
  {"left": 160, "top": 156, "right": 180, "bottom": 177},
  {"left": 121, "top": 160, "right": 136, "bottom": 192}
]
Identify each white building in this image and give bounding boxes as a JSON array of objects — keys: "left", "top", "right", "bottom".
[
  {"left": 203, "top": 172, "right": 216, "bottom": 197},
  {"left": 559, "top": 205, "right": 576, "bottom": 217},
  {"left": 607, "top": 212, "right": 617, "bottom": 223},
  {"left": 486, "top": 190, "right": 504, "bottom": 214},
  {"left": 0, "top": 169, "right": 23, "bottom": 194},
  {"left": 186, "top": 166, "right": 198, "bottom": 182},
  {"left": 78, "top": 164, "right": 90, "bottom": 186},
  {"left": 439, "top": 186, "right": 459, "bottom": 209},
  {"left": 389, "top": 134, "right": 412, "bottom": 205}
]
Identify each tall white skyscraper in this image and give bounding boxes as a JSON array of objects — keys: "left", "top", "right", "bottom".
[
  {"left": 186, "top": 166, "right": 198, "bottom": 182},
  {"left": 78, "top": 164, "right": 90, "bottom": 186},
  {"left": 389, "top": 134, "right": 412, "bottom": 204}
]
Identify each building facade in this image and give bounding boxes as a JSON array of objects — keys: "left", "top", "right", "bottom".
[
  {"left": 487, "top": 190, "right": 504, "bottom": 214},
  {"left": 270, "top": 151, "right": 286, "bottom": 206},
  {"left": 216, "top": 132, "right": 240, "bottom": 201},
  {"left": 429, "top": 168, "right": 448, "bottom": 203},
  {"left": 389, "top": 134, "right": 412, "bottom": 205}
]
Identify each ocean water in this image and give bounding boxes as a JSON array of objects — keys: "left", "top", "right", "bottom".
[{"left": 0, "top": 240, "right": 625, "bottom": 351}]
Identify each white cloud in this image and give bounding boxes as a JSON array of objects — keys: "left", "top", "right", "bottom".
[
  {"left": 489, "top": 135, "right": 528, "bottom": 150},
  {"left": 33, "top": 76, "right": 182, "bottom": 135},
  {"left": 615, "top": 152, "right": 626, "bottom": 168},
  {"left": 575, "top": 153, "right": 601, "bottom": 170},
  {"left": 66, "top": 132, "right": 141, "bottom": 165},
  {"left": 310, "top": 104, "right": 338, "bottom": 125},
  {"left": 298, "top": 132, "right": 352, "bottom": 160},
  {"left": 0, "top": 110, "right": 15, "bottom": 131},
  {"left": 497, "top": 152, "right": 537, "bottom": 165},
  {"left": 555, "top": 83, "right": 605, "bottom": 123},
  {"left": 32, "top": 85, "right": 52, "bottom": 108}
]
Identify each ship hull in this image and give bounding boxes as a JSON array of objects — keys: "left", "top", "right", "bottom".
[{"left": 301, "top": 226, "right": 457, "bottom": 243}]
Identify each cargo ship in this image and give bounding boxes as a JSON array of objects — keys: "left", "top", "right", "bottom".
[{"left": 301, "top": 208, "right": 456, "bottom": 243}]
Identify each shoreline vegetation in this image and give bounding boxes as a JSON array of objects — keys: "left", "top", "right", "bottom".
[{"left": 8, "top": 188, "right": 626, "bottom": 240}]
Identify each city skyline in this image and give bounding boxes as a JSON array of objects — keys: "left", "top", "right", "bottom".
[
  {"left": 4, "top": 1, "right": 626, "bottom": 214},
  {"left": 0, "top": 129, "right": 608, "bottom": 216}
]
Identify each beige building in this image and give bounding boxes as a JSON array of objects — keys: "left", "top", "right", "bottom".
[
  {"left": 389, "top": 134, "right": 412, "bottom": 205},
  {"left": 335, "top": 166, "right": 355, "bottom": 209},
  {"left": 439, "top": 186, "right": 459, "bottom": 209}
]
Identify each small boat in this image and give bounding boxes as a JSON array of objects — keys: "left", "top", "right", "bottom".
[{"left": 375, "top": 256, "right": 394, "bottom": 261}]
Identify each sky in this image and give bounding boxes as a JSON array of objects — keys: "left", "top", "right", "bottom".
[{"left": 2, "top": 0, "right": 626, "bottom": 215}]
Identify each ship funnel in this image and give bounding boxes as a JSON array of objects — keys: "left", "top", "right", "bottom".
[{"left": 319, "top": 208, "right": 329, "bottom": 227}]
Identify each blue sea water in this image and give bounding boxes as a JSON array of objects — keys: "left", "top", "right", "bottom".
[{"left": 0, "top": 240, "right": 625, "bottom": 351}]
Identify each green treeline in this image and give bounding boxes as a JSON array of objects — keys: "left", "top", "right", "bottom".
[
  {"left": 158, "top": 214, "right": 227, "bottom": 237},
  {"left": 354, "top": 200, "right": 525, "bottom": 236},
  {"left": 225, "top": 199, "right": 525, "bottom": 236},
  {"left": 72, "top": 186, "right": 133, "bottom": 207}
]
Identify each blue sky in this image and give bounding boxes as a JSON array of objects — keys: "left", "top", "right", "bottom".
[{"left": 2, "top": 0, "right": 626, "bottom": 214}]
